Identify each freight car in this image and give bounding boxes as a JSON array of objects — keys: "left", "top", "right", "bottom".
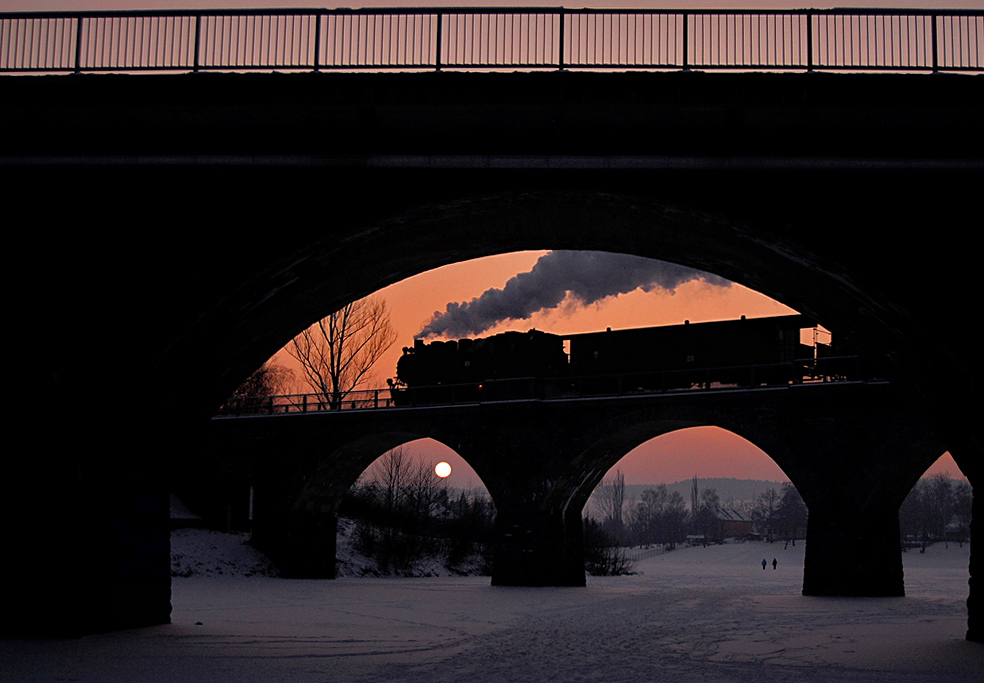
[{"left": 389, "top": 314, "right": 834, "bottom": 405}]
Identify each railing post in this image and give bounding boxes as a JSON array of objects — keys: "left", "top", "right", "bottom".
[
  {"left": 435, "top": 12, "right": 443, "bottom": 71},
  {"left": 682, "top": 12, "right": 689, "bottom": 70},
  {"left": 931, "top": 13, "right": 939, "bottom": 72},
  {"left": 74, "top": 16, "right": 84, "bottom": 73},
  {"left": 806, "top": 11, "right": 814, "bottom": 71},
  {"left": 558, "top": 8, "right": 566, "bottom": 70},
  {"left": 193, "top": 13, "right": 202, "bottom": 72},
  {"left": 313, "top": 12, "right": 322, "bottom": 71}
]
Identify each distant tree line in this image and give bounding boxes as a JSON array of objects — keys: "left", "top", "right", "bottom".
[
  {"left": 587, "top": 468, "right": 972, "bottom": 571},
  {"left": 750, "top": 483, "right": 808, "bottom": 546},
  {"left": 339, "top": 448, "right": 495, "bottom": 575},
  {"left": 899, "top": 473, "right": 972, "bottom": 549},
  {"left": 586, "top": 472, "right": 810, "bottom": 573}
]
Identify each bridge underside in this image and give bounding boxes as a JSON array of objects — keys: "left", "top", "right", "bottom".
[{"left": 2, "top": 71, "right": 981, "bottom": 639}]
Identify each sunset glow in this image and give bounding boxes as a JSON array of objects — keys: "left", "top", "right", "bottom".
[{"left": 273, "top": 249, "right": 966, "bottom": 484}]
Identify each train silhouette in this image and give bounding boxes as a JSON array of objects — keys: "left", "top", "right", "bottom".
[{"left": 388, "top": 314, "right": 860, "bottom": 405}]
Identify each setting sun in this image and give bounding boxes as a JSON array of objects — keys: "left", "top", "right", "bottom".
[{"left": 434, "top": 462, "right": 452, "bottom": 478}]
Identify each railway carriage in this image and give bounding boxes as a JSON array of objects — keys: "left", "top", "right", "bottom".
[{"left": 390, "top": 314, "right": 836, "bottom": 405}]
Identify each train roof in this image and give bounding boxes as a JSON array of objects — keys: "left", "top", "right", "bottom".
[{"left": 561, "top": 314, "right": 816, "bottom": 341}]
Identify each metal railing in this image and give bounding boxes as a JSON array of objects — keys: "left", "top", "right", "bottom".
[
  {"left": 218, "top": 389, "right": 397, "bottom": 416},
  {"left": 215, "top": 355, "right": 873, "bottom": 417},
  {"left": 626, "top": 544, "right": 670, "bottom": 562},
  {"left": 2, "top": 8, "right": 981, "bottom": 74}
]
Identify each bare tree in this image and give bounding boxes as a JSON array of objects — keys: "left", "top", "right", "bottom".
[
  {"left": 629, "top": 484, "right": 687, "bottom": 548},
  {"left": 288, "top": 295, "right": 398, "bottom": 409},
  {"left": 224, "top": 361, "right": 295, "bottom": 413},
  {"left": 231, "top": 361, "right": 294, "bottom": 398},
  {"left": 752, "top": 487, "right": 782, "bottom": 542},
  {"left": 369, "top": 445, "right": 413, "bottom": 514},
  {"left": 772, "top": 483, "right": 808, "bottom": 547},
  {"left": 691, "top": 487, "right": 720, "bottom": 543},
  {"left": 899, "top": 473, "right": 970, "bottom": 550},
  {"left": 928, "top": 473, "right": 954, "bottom": 548},
  {"left": 596, "top": 469, "right": 626, "bottom": 540},
  {"left": 353, "top": 446, "right": 449, "bottom": 573}
]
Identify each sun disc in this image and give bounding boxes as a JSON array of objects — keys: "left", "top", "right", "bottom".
[{"left": 434, "top": 461, "right": 452, "bottom": 478}]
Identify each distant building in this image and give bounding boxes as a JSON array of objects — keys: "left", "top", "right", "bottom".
[{"left": 713, "top": 509, "right": 754, "bottom": 541}]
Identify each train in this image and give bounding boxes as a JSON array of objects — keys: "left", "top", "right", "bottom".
[{"left": 388, "top": 314, "right": 858, "bottom": 405}]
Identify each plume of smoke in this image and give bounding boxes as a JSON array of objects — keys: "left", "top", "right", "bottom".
[{"left": 417, "top": 251, "right": 731, "bottom": 339}]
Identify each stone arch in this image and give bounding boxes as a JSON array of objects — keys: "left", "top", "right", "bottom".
[
  {"left": 545, "top": 397, "right": 817, "bottom": 524},
  {"left": 184, "top": 187, "right": 932, "bottom": 424},
  {"left": 11, "top": 77, "right": 982, "bottom": 638},
  {"left": 187, "top": 185, "right": 971, "bottom": 615},
  {"left": 899, "top": 453, "right": 980, "bottom": 550},
  {"left": 190, "top": 185, "right": 975, "bottom": 545},
  {"left": 297, "top": 433, "right": 493, "bottom": 513},
  {"left": 489, "top": 382, "right": 944, "bottom": 594},
  {"left": 252, "top": 428, "right": 497, "bottom": 578},
  {"left": 589, "top": 424, "right": 804, "bottom": 516},
  {"left": 183, "top": 184, "right": 973, "bottom": 547}
]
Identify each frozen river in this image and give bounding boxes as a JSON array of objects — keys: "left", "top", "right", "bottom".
[{"left": 3, "top": 541, "right": 980, "bottom": 682}]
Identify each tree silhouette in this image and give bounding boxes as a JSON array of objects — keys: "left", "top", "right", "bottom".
[
  {"left": 899, "top": 473, "right": 971, "bottom": 549},
  {"left": 629, "top": 484, "right": 687, "bottom": 547},
  {"left": 224, "top": 361, "right": 294, "bottom": 413},
  {"left": 752, "top": 487, "right": 782, "bottom": 542},
  {"left": 231, "top": 361, "right": 294, "bottom": 398},
  {"left": 772, "top": 483, "right": 807, "bottom": 546},
  {"left": 596, "top": 470, "right": 626, "bottom": 541},
  {"left": 288, "top": 295, "right": 397, "bottom": 409}
]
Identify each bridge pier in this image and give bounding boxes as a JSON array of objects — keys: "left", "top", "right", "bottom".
[
  {"left": 969, "top": 491, "right": 982, "bottom": 643},
  {"left": 4, "top": 413, "right": 172, "bottom": 637},
  {"left": 491, "top": 508, "right": 586, "bottom": 587},
  {"left": 757, "top": 386, "right": 946, "bottom": 600},
  {"left": 6, "top": 477, "right": 171, "bottom": 636},
  {"left": 802, "top": 506, "right": 904, "bottom": 597},
  {"left": 247, "top": 454, "right": 341, "bottom": 579},
  {"left": 252, "top": 510, "right": 338, "bottom": 578}
]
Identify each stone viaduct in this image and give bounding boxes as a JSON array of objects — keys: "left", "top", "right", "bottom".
[
  {"left": 206, "top": 381, "right": 944, "bottom": 598},
  {"left": 1, "top": 68, "right": 981, "bottom": 641}
]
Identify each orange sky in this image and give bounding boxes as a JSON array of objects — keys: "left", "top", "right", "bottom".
[{"left": 273, "top": 250, "right": 964, "bottom": 488}]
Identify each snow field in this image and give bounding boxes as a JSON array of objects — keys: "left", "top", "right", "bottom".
[{"left": 1, "top": 535, "right": 979, "bottom": 683}]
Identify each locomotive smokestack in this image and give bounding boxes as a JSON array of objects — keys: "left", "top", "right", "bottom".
[{"left": 417, "top": 250, "right": 731, "bottom": 339}]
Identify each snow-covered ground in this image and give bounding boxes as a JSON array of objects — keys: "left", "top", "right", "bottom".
[
  {"left": 170, "top": 527, "right": 279, "bottom": 578},
  {"left": 2, "top": 533, "right": 980, "bottom": 683},
  {"left": 333, "top": 517, "right": 488, "bottom": 578}
]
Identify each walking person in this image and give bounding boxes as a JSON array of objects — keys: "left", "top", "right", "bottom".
[
  {"left": 762, "top": 558, "right": 767, "bottom": 570},
  {"left": 772, "top": 558, "right": 777, "bottom": 570}
]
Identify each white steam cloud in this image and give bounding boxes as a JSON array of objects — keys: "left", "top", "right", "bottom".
[{"left": 418, "top": 251, "right": 731, "bottom": 339}]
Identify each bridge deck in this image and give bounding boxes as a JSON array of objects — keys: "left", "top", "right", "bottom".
[{"left": 216, "top": 357, "right": 877, "bottom": 417}]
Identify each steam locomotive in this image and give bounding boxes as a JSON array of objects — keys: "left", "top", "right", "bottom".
[{"left": 388, "top": 314, "right": 854, "bottom": 405}]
